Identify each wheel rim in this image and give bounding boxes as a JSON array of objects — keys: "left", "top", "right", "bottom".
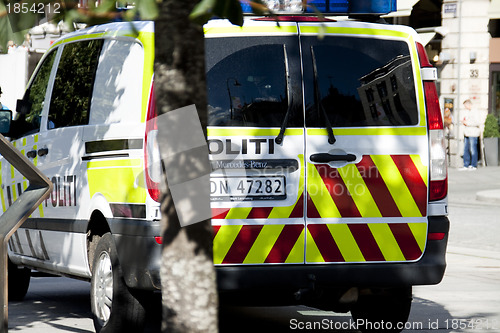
[{"left": 92, "top": 251, "right": 113, "bottom": 325}]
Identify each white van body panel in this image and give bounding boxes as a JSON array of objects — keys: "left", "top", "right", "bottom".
[{"left": 2, "top": 19, "right": 448, "bottom": 302}]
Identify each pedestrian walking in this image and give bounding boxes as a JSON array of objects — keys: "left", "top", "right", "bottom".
[{"left": 460, "top": 99, "right": 482, "bottom": 170}]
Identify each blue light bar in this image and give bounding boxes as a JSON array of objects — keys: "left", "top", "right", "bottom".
[
  {"left": 347, "top": 0, "right": 397, "bottom": 14},
  {"left": 307, "top": 0, "right": 350, "bottom": 13},
  {"left": 241, "top": 0, "right": 397, "bottom": 15}
]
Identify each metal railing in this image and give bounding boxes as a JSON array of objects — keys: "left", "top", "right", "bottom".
[{"left": 0, "top": 134, "right": 52, "bottom": 332}]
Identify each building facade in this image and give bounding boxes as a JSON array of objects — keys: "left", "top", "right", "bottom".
[{"left": 439, "top": 0, "right": 491, "bottom": 167}]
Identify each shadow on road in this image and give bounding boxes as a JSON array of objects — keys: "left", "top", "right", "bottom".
[
  {"left": 408, "top": 294, "right": 499, "bottom": 332},
  {"left": 7, "top": 275, "right": 498, "bottom": 333},
  {"left": 219, "top": 304, "right": 357, "bottom": 333},
  {"left": 8, "top": 277, "right": 93, "bottom": 332}
]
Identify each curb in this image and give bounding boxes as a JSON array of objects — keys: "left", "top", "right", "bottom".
[
  {"left": 476, "top": 189, "right": 500, "bottom": 204},
  {"left": 447, "top": 246, "right": 500, "bottom": 260}
]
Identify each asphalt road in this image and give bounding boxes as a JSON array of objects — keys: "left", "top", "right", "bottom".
[{"left": 7, "top": 166, "right": 500, "bottom": 332}]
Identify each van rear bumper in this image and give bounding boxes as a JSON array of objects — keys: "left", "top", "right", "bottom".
[
  {"left": 114, "top": 216, "right": 448, "bottom": 293},
  {"left": 216, "top": 216, "right": 449, "bottom": 292},
  {"left": 111, "top": 218, "right": 162, "bottom": 291}
]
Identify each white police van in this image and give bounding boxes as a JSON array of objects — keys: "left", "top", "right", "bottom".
[{"left": 0, "top": 1, "right": 449, "bottom": 332}]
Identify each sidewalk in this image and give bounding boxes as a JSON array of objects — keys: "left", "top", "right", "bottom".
[
  {"left": 447, "top": 165, "right": 500, "bottom": 253},
  {"left": 448, "top": 165, "right": 500, "bottom": 204}
]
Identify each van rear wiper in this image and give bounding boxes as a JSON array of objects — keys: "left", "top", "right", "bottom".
[
  {"left": 276, "top": 44, "right": 293, "bottom": 145},
  {"left": 311, "top": 47, "right": 336, "bottom": 145},
  {"left": 275, "top": 96, "right": 292, "bottom": 144}
]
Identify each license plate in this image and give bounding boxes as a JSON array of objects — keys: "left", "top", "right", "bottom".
[{"left": 210, "top": 176, "right": 286, "bottom": 201}]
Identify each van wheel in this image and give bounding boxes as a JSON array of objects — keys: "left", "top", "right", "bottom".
[
  {"left": 8, "top": 259, "right": 30, "bottom": 301},
  {"left": 90, "top": 233, "right": 146, "bottom": 333},
  {"left": 350, "top": 287, "right": 412, "bottom": 333}
]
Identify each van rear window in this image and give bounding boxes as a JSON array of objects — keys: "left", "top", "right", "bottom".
[
  {"left": 206, "top": 34, "right": 419, "bottom": 129},
  {"left": 206, "top": 44, "right": 289, "bottom": 127},
  {"left": 303, "top": 36, "right": 419, "bottom": 127}
]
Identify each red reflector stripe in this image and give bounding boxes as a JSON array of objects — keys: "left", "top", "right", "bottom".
[
  {"left": 211, "top": 194, "right": 305, "bottom": 220},
  {"left": 289, "top": 193, "right": 304, "bottom": 218},
  {"left": 391, "top": 155, "right": 427, "bottom": 216},
  {"left": 246, "top": 207, "right": 274, "bottom": 219},
  {"left": 315, "top": 164, "right": 362, "bottom": 218},
  {"left": 307, "top": 193, "right": 321, "bottom": 218},
  {"left": 222, "top": 225, "right": 263, "bottom": 264},
  {"left": 348, "top": 224, "right": 385, "bottom": 261},
  {"left": 212, "top": 225, "right": 222, "bottom": 238},
  {"left": 154, "top": 236, "right": 162, "bottom": 245},
  {"left": 265, "top": 225, "right": 303, "bottom": 263},
  {"left": 212, "top": 208, "right": 229, "bottom": 219},
  {"left": 389, "top": 224, "right": 423, "bottom": 260},
  {"left": 308, "top": 224, "right": 345, "bottom": 262},
  {"left": 428, "top": 232, "right": 446, "bottom": 241},
  {"left": 356, "top": 156, "right": 402, "bottom": 217}
]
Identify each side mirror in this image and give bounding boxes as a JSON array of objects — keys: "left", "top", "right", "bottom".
[
  {"left": 16, "top": 99, "right": 31, "bottom": 115},
  {"left": 0, "top": 110, "right": 12, "bottom": 134}
]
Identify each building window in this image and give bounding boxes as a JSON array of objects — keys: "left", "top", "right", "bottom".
[{"left": 491, "top": 71, "right": 500, "bottom": 117}]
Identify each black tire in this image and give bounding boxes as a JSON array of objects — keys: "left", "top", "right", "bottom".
[
  {"left": 8, "top": 259, "right": 30, "bottom": 301},
  {"left": 90, "top": 233, "right": 146, "bottom": 333},
  {"left": 351, "top": 287, "right": 412, "bottom": 333}
]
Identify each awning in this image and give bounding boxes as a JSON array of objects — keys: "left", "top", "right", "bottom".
[
  {"left": 490, "top": 0, "right": 500, "bottom": 19},
  {"left": 416, "top": 26, "right": 449, "bottom": 46},
  {"left": 383, "top": 0, "right": 420, "bottom": 17}
]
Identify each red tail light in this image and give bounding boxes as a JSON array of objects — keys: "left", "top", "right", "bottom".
[
  {"left": 428, "top": 232, "right": 445, "bottom": 241},
  {"left": 425, "top": 81, "right": 443, "bottom": 130},
  {"left": 416, "top": 42, "right": 432, "bottom": 67},
  {"left": 145, "top": 83, "right": 161, "bottom": 202},
  {"left": 417, "top": 42, "right": 448, "bottom": 201}
]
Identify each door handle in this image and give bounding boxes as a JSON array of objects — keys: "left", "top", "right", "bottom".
[
  {"left": 26, "top": 150, "right": 37, "bottom": 159},
  {"left": 310, "top": 153, "right": 356, "bottom": 163},
  {"left": 37, "top": 148, "right": 49, "bottom": 157}
]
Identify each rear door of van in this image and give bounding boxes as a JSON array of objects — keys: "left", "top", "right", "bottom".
[
  {"left": 205, "top": 21, "right": 307, "bottom": 265},
  {"left": 206, "top": 20, "right": 429, "bottom": 268},
  {"left": 299, "top": 22, "right": 429, "bottom": 264}
]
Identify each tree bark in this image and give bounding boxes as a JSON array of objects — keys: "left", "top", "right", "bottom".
[{"left": 154, "top": 1, "right": 218, "bottom": 332}]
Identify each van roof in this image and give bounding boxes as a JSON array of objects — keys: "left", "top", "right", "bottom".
[
  {"left": 49, "top": 21, "right": 154, "bottom": 50},
  {"left": 205, "top": 17, "right": 420, "bottom": 42},
  {"left": 50, "top": 18, "right": 422, "bottom": 50}
]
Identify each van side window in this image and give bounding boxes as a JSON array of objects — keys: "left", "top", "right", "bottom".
[
  {"left": 48, "top": 39, "right": 103, "bottom": 129},
  {"left": 10, "top": 50, "right": 56, "bottom": 139},
  {"left": 206, "top": 44, "right": 289, "bottom": 127}
]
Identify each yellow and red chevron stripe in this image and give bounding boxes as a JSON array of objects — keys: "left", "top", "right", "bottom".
[
  {"left": 213, "top": 224, "right": 304, "bottom": 264},
  {"left": 211, "top": 196, "right": 304, "bottom": 220},
  {"left": 211, "top": 154, "right": 428, "bottom": 265},
  {"left": 306, "top": 222, "right": 427, "bottom": 263},
  {"left": 213, "top": 221, "right": 426, "bottom": 265},
  {"left": 307, "top": 154, "right": 428, "bottom": 218}
]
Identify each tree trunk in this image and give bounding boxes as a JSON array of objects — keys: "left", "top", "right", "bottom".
[{"left": 154, "top": 1, "right": 218, "bottom": 332}]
